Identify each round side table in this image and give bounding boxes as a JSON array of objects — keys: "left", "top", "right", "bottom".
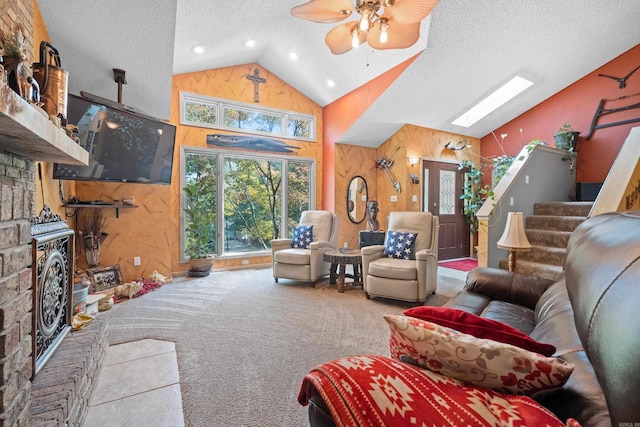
[{"left": 323, "top": 249, "right": 363, "bottom": 293}]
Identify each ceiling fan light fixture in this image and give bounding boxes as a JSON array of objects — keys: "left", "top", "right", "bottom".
[
  {"left": 292, "top": 0, "right": 438, "bottom": 54},
  {"left": 351, "top": 27, "right": 361, "bottom": 48},
  {"left": 378, "top": 18, "right": 389, "bottom": 43},
  {"left": 359, "top": 12, "right": 371, "bottom": 31}
]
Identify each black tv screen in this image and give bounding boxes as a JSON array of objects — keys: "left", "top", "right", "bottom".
[{"left": 53, "top": 94, "right": 177, "bottom": 185}]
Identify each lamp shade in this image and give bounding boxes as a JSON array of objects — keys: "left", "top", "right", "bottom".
[{"left": 497, "top": 212, "right": 531, "bottom": 251}]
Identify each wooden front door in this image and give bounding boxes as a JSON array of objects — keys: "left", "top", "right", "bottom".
[{"left": 422, "top": 160, "right": 469, "bottom": 260}]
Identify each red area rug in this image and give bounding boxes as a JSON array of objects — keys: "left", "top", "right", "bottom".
[{"left": 438, "top": 258, "right": 478, "bottom": 272}]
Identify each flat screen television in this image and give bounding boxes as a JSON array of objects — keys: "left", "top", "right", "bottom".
[{"left": 53, "top": 93, "right": 177, "bottom": 185}]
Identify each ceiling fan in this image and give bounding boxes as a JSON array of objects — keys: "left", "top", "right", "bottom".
[{"left": 290, "top": 0, "right": 438, "bottom": 55}]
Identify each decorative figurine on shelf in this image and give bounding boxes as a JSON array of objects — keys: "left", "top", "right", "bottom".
[{"left": 367, "top": 200, "right": 380, "bottom": 231}]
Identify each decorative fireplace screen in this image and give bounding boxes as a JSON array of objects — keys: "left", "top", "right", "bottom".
[{"left": 31, "top": 205, "right": 74, "bottom": 377}]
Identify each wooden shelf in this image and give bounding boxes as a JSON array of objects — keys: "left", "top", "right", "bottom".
[
  {"left": 0, "top": 82, "right": 89, "bottom": 165},
  {"left": 62, "top": 203, "right": 138, "bottom": 218}
]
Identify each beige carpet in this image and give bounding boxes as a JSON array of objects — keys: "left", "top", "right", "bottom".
[{"left": 104, "top": 267, "right": 466, "bottom": 426}]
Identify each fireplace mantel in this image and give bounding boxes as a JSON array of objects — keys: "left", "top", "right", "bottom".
[{"left": 0, "top": 82, "right": 89, "bottom": 165}]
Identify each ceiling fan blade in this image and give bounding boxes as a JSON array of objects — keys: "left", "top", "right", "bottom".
[
  {"left": 368, "top": 20, "right": 420, "bottom": 50},
  {"left": 325, "top": 22, "right": 367, "bottom": 55},
  {"left": 290, "top": 0, "right": 354, "bottom": 23},
  {"left": 383, "top": 0, "right": 438, "bottom": 24}
]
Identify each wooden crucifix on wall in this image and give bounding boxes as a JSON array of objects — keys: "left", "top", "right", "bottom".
[{"left": 246, "top": 68, "right": 266, "bottom": 102}]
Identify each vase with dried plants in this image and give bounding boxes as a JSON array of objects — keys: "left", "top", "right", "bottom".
[
  {"left": 78, "top": 209, "right": 108, "bottom": 267},
  {"left": 0, "top": 23, "right": 28, "bottom": 96}
]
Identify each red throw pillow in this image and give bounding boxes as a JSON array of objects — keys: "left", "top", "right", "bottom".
[{"left": 403, "top": 306, "right": 556, "bottom": 356}]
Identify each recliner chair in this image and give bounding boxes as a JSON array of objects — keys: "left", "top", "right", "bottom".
[
  {"left": 361, "top": 211, "right": 439, "bottom": 302},
  {"left": 271, "top": 210, "right": 339, "bottom": 286}
]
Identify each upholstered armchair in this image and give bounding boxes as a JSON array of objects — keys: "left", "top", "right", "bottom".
[
  {"left": 272, "top": 210, "right": 339, "bottom": 286},
  {"left": 361, "top": 211, "right": 439, "bottom": 303}
]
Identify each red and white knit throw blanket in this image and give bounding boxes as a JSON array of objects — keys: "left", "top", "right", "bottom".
[{"left": 298, "top": 355, "right": 569, "bottom": 427}]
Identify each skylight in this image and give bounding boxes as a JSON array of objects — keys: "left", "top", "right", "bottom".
[{"left": 452, "top": 76, "right": 534, "bottom": 128}]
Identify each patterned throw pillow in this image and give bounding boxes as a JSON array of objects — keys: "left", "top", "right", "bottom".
[
  {"left": 403, "top": 306, "right": 557, "bottom": 356},
  {"left": 383, "top": 230, "right": 417, "bottom": 260},
  {"left": 384, "top": 315, "right": 574, "bottom": 395},
  {"left": 291, "top": 225, "right": 313, "bottom": 249}
]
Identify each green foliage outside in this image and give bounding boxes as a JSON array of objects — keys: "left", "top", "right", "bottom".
[
  {"left": 224, "top": 158, "right": 282, "bottom": 250},
  {"left": 184, "top": 152, "right": 311, "bottom": 256},
  {"left": 183, "top": 155, "right": 217, "bottom": 258}
]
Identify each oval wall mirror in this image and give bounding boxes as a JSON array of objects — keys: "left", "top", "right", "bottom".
[{"left": 347, "top": 175, "right": 367, "bottom": 224}]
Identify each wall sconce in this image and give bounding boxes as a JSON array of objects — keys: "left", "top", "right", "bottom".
[
  {"left": 497, "top": 212, "right": 531, "bottom": 272},
  {"left": 408, "top": 156, "right": 419, "bottom": 166}
]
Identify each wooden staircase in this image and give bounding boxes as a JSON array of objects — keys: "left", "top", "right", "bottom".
[{"left": 499, "top": 201, "right": 593, "bottom": 280}]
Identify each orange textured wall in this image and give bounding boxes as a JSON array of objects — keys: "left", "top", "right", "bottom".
[
  {"left": 483, "top": 44, "right": 640, "bottom": 186},
  {"left": 72, "top": 63, "right": 323, "bottom": 280},
  {"left": 335, "top": 144, "right": 378, "bottom": 248},
  {"left": 323, "top": 54, "right": 419, "bottom": 212},
  {"left": 373, "top": 125, "right": 480, "bottom": 230},
  {"left": 34, "top": 0, "right": 77, "bottom": 228},
  {"left": 335, "top": 126, "right": 480, "bottom": 247},
  {"left": 170, "top": 64, "right": 323, "bottom": 274}
]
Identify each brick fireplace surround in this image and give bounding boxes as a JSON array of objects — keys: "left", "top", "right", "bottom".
[
  {"left": 0, "top": 152, "right": 109, "bottom": 426},
  {"left": 0, "top": 2, "right": 108, "bottom": 423}
]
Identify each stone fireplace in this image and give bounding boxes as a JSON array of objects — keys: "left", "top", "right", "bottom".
[
  {"left": 0, "top": 3, "right": 107, "bottom": 424},
  {"left": 0, "top": 152, "right": 37, "bottom": 426}
]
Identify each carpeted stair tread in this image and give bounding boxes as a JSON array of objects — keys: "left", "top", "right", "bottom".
[
  {"left": 526, "top": 215, "right": 587, "bottom": 232},
  {"left": 518, "top": 245, "right": 566, "bottom": 266},
  {"left": 499, "top": 259, "right": 564, "bottom": 281},
  {"left": 525, "top": 229, "right": 572, "bottom": 248},
  {"left": 534, "top": 201, "right": 593, "bottom": 217}
]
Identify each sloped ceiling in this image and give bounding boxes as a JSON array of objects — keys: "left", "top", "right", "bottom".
[{"left": 38, "top": 0, "right": 640, "bottom": 147}]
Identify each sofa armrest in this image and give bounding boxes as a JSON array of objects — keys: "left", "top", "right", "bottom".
[
  {"left": 465, "top": 267, "right": 556, "bottom": 310},
  {"left": 309, "top": 241, "right": 335, "bottom": 250},
  {"left": 415, "top": 248, "right": 437, "bottom": 261},
  {"left": 361, "top": 244, "right": 384, "bottom": 256},
  {"left": 271, "top": 239, "right": 292, "bottom": 253}
]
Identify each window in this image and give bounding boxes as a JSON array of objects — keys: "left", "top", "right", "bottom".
[
  {"left": 180, "top": 92, "right": 316, "bottom": 142},
  {"left": 181, "top": 147, "right": 315, "bottom": 260}
]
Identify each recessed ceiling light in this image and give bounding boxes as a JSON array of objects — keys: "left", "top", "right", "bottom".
[
  {"left": 326, "top": 79, "right": 336, "bottom": 87},
  {"left": 245, "top": 39, "right": 256, "bottom": 48},
  {"left": 192, "top": 45, "right": 205, "bottom": 54},
  {"left": 452, "top": 76, "right": 534, "bottom": 128},
  {"left": 289, "top": 51, "right": 299, "bottom": 61}
]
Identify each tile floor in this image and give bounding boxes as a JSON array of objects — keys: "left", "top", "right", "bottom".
[
  {"left": 83, "top": 266, "right": 467, "bottom": 426},
  {"left": 84, "top": 338, "right": 185, "bottom": 427}
]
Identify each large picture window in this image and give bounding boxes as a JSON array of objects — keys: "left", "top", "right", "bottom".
[
  {"left": 181, "top": 147, "right": 315, "bottom": 260},
  {"left": 180, "top": 92, "right": 316, "bottom": 142}
]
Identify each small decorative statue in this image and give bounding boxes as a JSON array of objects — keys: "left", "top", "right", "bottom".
[{"left": 367, "top": 200, "right": 380, "bottom": 231}]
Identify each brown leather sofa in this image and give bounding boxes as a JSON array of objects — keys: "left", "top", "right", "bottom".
[{"left": 306, "top": 210, "right": 640, "bottom": 426}]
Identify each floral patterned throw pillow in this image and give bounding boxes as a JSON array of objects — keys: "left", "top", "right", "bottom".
[
  {"left": 403, "top": 306, "right": 556, "bottom": 356},
  {"left": 383, "top": 230, "right": 418, "bottom": 260},
  {"left": 384, "top": 315, "right": 575, "bottom": 395},
  {"left": 291, "top": 225, "right": 313, "bottom": 249}
]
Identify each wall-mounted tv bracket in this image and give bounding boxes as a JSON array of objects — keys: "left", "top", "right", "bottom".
[
  {"left": 586, "top": 91, "right": 640, "bottom": 140},
  {"left": 113, "top": 68, "right": 127, "bottom": 104}
]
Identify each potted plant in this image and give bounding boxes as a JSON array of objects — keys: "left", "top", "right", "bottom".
[
  {"left": 554, "top": 123, "right": 580, "bottom": 151},
  {"left": 183, "top": 182, "right": 215, "bottom": 277}
]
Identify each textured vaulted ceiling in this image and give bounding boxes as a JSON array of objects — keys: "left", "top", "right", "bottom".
[{"left": 38, "top": 0, "right": 640, "bottom": 147}]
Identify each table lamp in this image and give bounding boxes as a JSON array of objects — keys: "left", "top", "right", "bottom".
[{"left": 497, "top": 212, "right": 531, "bottom": 272}]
